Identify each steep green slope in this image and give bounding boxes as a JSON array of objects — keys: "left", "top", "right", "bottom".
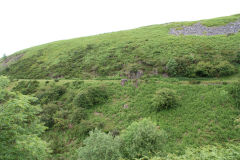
[
  {"left": 9, "top": 78, "right": 240, "bottom": 159},
  {"left": 1, "top": 14, "right": 240, "bottom": 160},
  {"left": 1, "top": 14, "right": 240, "bottom": 79}
]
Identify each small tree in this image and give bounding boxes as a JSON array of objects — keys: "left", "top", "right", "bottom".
[
  {"left": 0, "top": 91, "right": 51, "bottom": 160},
  {"left": 77, "top": 129, "right": 121, "bottom": 160},
  {"left": 120, "top": 119, "right": 167, "bottom": 159}
]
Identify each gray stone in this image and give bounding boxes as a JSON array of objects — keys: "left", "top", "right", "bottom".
[
  {"left": 123, "top": 104, "right": 129, "bottom": 109},
  {"left": 121, "top": 79, "right": 128, "bottom": 86},
  {"left": 170, "top": 20, "right": 240, "bottom": 36}
]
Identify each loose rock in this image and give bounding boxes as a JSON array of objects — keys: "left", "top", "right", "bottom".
[{"left": 170, "top": 20, "right": 240, "bottom": 36}]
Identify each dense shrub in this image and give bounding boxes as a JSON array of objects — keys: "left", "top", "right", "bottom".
[
  {"left": 73, "top": 86, "right": 108, "bottom": 108},
  {"left": 77, "top": 129, "right": 121, "bottom": 160},
  {"left": 195, "top": 61, "right": 214, "bottom": 77},
  {"left": 152, "top": 88, "right": 179, "bottom": 111},
  {"left": 151, "top": 144, "right": 240, "bottom": 160},
  {"left": 214, "top": 61, "right": 236, "bottom": 76},
  {"left": 166, "top": 56, "right": 236, "bottom": 78},
  {"left": 195, "top": 61, "right": 235, "bottom": 77},
  {"left": 45, "top": 80, "right": 49, "bottom": 85},
  {"left": 70, "top": 107, "right": 87, "bottom": 124},
  {"left": 175, "top": 56, "right": 197, "bottom": 77},
  {"left": 120, "top": 119, "right": 167, "bottom": 159},
  {"left": 0, "top": 90, "right": 9, "bottom": 103},
  {"left": 0, "top": 77, "right": 12, "bottom": 103},
  {"left": 0, "top": 93, "right": 51, "bottom": 160},
  {"left": 73, "top": 90, "right": 93, "bottom": 108},
  {"left": 236, "top": 51, "right": 240, "bottom": 63},
  {"left": 53, "top": 109, "right": 71, "bottom": 129},
  {"left": 72, "top": 80, "right": 84, "bottom": 89},
  {"left": 41, "top": 103, "right": 59, "bottom": 128},
  {"left": 166, "top": 59, "right": 177, "bottom": 76},
  {"left": 12, "top": 80, "right": 40, "bottom": 94},
  {"left": 166, "top": 56, "right": 197, "bottom": 77},
  {"left": 37, "top": 85, "right": 66, "bottom": 104},
  {"left": 0, "top": 76, "right": 10, "bottom": 89},
  {"left": 229, "top": 81, "right": 240, "bottom": 108}
]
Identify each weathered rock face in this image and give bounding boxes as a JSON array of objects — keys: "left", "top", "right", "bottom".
[
  {"left": 0, "top": 53, "right": 24, "bottom": 71},
  {"left": 121, "top": 79, "right": 128, "bottom": 86},
  {"left": 127, "top": 70, "right": 144, "bottom": 79},
  {"left": 94, "top": 112, "right": 103, "bottom": 116},
  {"left": 162, "top": 73, "right": 169, "bottom": 78},
  {"left": 170, "top": 20, "right": 240, "bottom": 36},
  {"left": 123, "top": 104, "right": 129, "bottom": 109}
]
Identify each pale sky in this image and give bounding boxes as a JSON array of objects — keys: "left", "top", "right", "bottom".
[{"left": 0, "top": 0, "right": 239, "bottom": 57}]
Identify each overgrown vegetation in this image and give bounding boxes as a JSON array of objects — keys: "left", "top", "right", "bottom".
[
  {"left": 151, "top": 144, "right": 240, "bottom": 160},
  {"left": 73, "top": 85, "right": 109, "bottom": 108},
  {"left": 77, "top": 129, "right": 121, "bottom": 160},
  {"left": 229, "top": 81, "right": 240, "bottom": 108},
  {"left": 1, "top": 14, "right": 240, "bottom": 160},
  {"left": 151, "top": 88, "right": 179, "bottom": 111},
  {"left": 120, "top": 119, "right": 167, "bottom": 159},
  {"left": 7, "top": 77, "right": 237, "bottom": 160},
  {"left": 13, "top": 80, "right": 40, "bottom": 94},
  {"left": 1, "top": 14, "right": 240, "bottom": 79},
  {"left": 0, "top": 78, "right": 51, "bottom": 160}
]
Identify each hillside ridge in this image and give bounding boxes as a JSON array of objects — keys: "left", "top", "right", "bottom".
[{"left": 1, "top": 14, "right": 240, "bottom": 79}]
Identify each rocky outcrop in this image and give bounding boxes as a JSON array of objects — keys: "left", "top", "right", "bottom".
[{"left": 170, "top": 20, "right": 240, "bottom": 36}]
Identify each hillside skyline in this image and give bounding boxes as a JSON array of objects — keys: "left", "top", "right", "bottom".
[{"left": 0, "top": 0, "right": 239, "bottom": 57}]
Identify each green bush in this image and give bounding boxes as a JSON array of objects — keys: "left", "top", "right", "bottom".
[
  {"left": 53, "top": 108, "right": 71, "bottom": 129},
  {"left": 37, "top": 85, "right": 66, "bottom": 104},
  {"left": 73, "top": 86, "right": 108, "bottom": 108},
  {"left": 0, "top": 92, "right": 51, "bottom": 160},
  {"left": 151, "top": 144, "right": 240, "bottom": 160},
  {"left": 120, "top": 119, "right": 167, "bottom": 159},
  {"left": 195, "top": 61, "right": 235, "bottom": 77},
  {"left": 166, "top": 56, "right": 197, "bottom": 77},
  {"left": 214, "top": 61, "right": 236, "bottom": 76},
  {"left": 152, "top": 88, "right": 179, "bottom": 111},
  {"left": 77, "top": 129, "right": 121, "bottom": 160},
  {"left": 72, "top": 80, "right": 84, "bottom": 89},
  {"left": 195, "top": 61, "right": 215, "bottom": 77},
  {"left": 0, "top": 76, "right": 10, "bottom": 89},
  {"left": 12, "top": 80, "right": 40, "bottom": 95},
  {"left": 175, "top": 56, "right": 197, "bottom": 77},
  {"left": 229, "top": 81, "right": 240, "bottom": 108},
  {"left": 236, "top": 51, "right": 240, "bottom": 63},
  {"left": 70, "top": 107, "right": 87, "bottom": 124},
  {"left": 166, "top": 59, "right": 177, "bottom": 76},
  {"left": 45, "top": 80, "right": 49, "bottom": 85},
  {"left": 41, "top": 103, "right": 59, "bottom": 128},
  {"left": 0, "top": 90, "right": 15, "bottom": 104},
  {"left": 73, "top": 90, "right": 93, "bottom": 108}
]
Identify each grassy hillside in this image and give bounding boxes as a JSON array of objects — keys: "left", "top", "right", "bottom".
[
  {"left": 1, "top": 14, "right": 240, "bottom": 160},
  {"left": 1, "top": 14, "right": 240, "bottom": 79},
  {"left": 7, "top": 78, "right": 240, "bottom": 159}
]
